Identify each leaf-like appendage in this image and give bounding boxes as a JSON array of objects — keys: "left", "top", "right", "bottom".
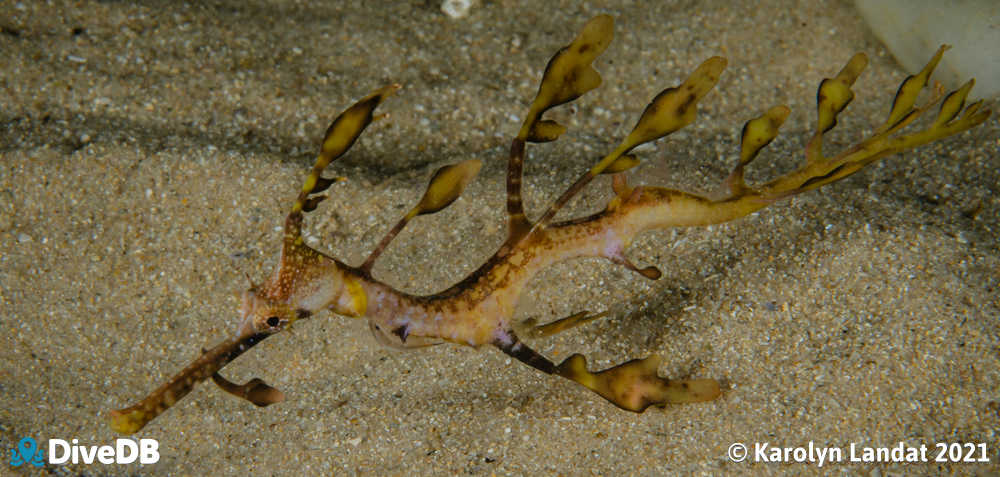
[
  {"left": 740, "top": 105, "right": 790, "bottom": 165},
  {"left": 211, "top": 374, "right": 285, "bottom": 407},
  {"left": 529, "top": 310, "right": 608, "bottom": 337},
  {"left": 362, "top": 159, "right": 482, "bottom": 272},
  {"left": 519, "top": 15, "right": 614, "bottom": 139},
  {"left": 319, "top": 84, "right": 401, "bottom": 166},
  {"left": 526, "top": 119, "right": 567, "bottom": 143},
  {"left": 620, "top": 56, "right": 727, "bottom": 152},
  {"left": 414, "top": 159, "right": 483, "bottom": 216},
  {"left": 934, "top": 79, "right": 974, "bottom": 128},
  {"left": 722, "top": 105, "right": 791, "bottom": 196},
  {"left": 311, "top": 176, "right": 343, "bottom": 194},
  {"left": 292, "top": 85, "right": 400, "bottom": 216},
  {"left": 301, "top": 195, "right": 326, "bottom": 212},
  {"left": 600, "top": 154, "right": 640, "bottom": 174},
  {"left": 556, "top": 354, "right": 721, "bottom": 412},
  {"left": 815, "top": 53, "right": 867, "bottom": 134},
  {"left": 535, "top": 55, "right": 727, "bottom": 227},
  {"left": 883, "top": 45, "right": 947, "bottom": 131}
]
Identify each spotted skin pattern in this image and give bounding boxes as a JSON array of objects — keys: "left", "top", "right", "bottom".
[{"left": 109, "top": 16, "right": 990, "bottom": 434}]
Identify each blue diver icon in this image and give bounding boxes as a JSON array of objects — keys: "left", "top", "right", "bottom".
[{"left": 10, "top": 437, "right": 45, "bottom": 467}]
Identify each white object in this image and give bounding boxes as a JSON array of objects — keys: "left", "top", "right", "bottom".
[
  {"left": 855, "top": 0, "right": 1000, "bottom": 99},
  {"left": 441, "top": 0, "right": 475, "bottom": 19}
]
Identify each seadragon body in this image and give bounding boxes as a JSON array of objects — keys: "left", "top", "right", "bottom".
[{"left": 109, "top": 16, "right": 991, "bottom": 434}]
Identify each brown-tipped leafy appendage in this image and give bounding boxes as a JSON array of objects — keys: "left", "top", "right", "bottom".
[
  {"left": 518, "top": 14, "right": 614, "bottom": 142},
  {"left": 723, "top": 105, "right": 790, "bottom": 196},
  {"left": 557, "top": 354, "right": 721, "bottom": 411},
  {"left": 504, "top": 15, "right": 615, "bottom": 240},
  {"left": 292, "top": 84, "right": 401, "bottom": 215},
  {"left": 109, "top": 16, "right": 991, "bottom": 434},
  {"left": 361, "top": 159, "right": 482, "bottom": 272},
  {"left": 618, "top": 57, "right": 728, "bottom": 154}
]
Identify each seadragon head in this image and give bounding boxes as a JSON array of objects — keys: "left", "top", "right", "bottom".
[{"left": 236, "top": 288, "right": 299, "bottom": 337}]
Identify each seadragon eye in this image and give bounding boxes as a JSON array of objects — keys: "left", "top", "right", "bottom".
[{"left": 265, "top": 316, "right": 280, "bottom": 328}]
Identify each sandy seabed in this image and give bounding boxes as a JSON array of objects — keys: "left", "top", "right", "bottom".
[{"left": 2, "top": 1, "right": 998, "bottom": 475}]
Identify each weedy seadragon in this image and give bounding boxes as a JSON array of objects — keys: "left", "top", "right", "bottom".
[{"left": 109, "top": 16, "right": 992, "bottom": 434}]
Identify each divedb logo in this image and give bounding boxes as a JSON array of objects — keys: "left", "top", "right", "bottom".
[{"left": 10, "top": 437, "right": 159, "bottom": 467}]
